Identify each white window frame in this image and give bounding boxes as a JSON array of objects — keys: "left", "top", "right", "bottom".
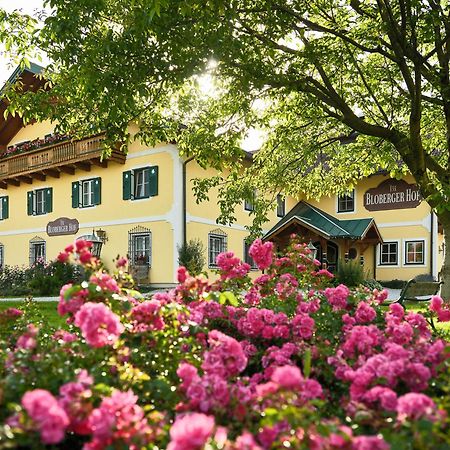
[
  {"left": 81, "top": 179, "right": 95, "bottom": 207},
  {"left": 404, "top": 239, "right": 426, "bottom": 266},
  {"left": 30, "top": 240, "right": 46, "bottom": 266},
  {"left": 336, "top": 188, "right": 356, "bottom": 214},
  {"left": 129, "top": 232, "right": 152, "bottom": 267},
  {"left": 208, "top": 233, "right": 227, "bottom": 268},
  {"left": 134, "top": 167, "right": 150, "bottom": 200},
  {"left": 377, "top": 240, "right": 400, "bottom": 267},
  {"left": 35, "top": 189, "right": 46, "bottom": 216}
]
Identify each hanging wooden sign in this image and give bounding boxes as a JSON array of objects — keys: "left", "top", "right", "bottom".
[
  {"left": 47, "top": 217, "right": 79, "bottom": 236},
  {"left": 364, "top": 179, "right": 422, "bottom": 211}
]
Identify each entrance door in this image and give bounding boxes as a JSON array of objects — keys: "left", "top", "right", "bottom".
[{"left": 313, "top": 241, "right": 339, "bottom": 273}]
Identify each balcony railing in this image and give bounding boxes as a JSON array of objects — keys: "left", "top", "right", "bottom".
[{"left": 0, "top": 134, "right": 125, "bottom": 188}]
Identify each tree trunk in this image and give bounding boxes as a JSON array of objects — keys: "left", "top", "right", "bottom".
[{"left": 438, "top": 211, "right": 450, "bottom": 301}]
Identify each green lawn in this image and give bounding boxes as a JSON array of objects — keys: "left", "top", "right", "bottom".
[{"left": 0, "top": 300, "right": 67, "bottom": 329}]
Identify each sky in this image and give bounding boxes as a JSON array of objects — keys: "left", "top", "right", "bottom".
[{"left": 0, "top": 0, "right": 47, "bottom": 84}]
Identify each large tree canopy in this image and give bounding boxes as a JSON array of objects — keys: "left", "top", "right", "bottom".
[{"left": 1, "top": 0, "right": 450, "bottom": 296}]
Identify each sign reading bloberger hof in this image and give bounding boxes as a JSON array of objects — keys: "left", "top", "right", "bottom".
[
  {"left": 364, "top": 179, "right": 422, "bottom": 211},
  {"left": 47, "top": 217, "right": 80, "bottom": 236}
]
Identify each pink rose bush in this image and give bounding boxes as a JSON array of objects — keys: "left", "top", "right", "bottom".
[{"left": 0, "top": 236, "right": 449, "bottom": 449}]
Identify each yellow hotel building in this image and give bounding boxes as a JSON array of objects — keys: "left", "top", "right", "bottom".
[{"left": 0, "top": 64, "right": 445, "bottom": 286}]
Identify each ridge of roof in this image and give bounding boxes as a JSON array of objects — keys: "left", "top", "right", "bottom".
[{"left": 263, "top": 200, "right": 379, "bottom": 241}]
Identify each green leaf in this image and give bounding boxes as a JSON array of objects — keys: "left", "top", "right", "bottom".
[
  {"left": 218, "top": 291, "right": 238, "bottom": 306},
  {"left": 303, "top": 348, "right": 312, "bottom": 378}
]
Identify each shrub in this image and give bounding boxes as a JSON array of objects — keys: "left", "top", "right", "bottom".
[
  {"left": 0, "top": 261, "right": 83, "bottom": 297},
  {"left": 362, "top": 278, "right": 383, "bottom": 290},
  {"left": 335, "top": 259, "right": 365, "bottom": 287},
  {"left": 177, "top": 238, "right": 205, "bottom": 276},
  {"left": 0, "top": 236, "right": 448, "bottom": 449}
]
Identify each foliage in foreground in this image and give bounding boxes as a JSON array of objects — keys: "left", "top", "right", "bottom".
[{"left": 0, "top": 237, "right": 449, "bottom": 449}]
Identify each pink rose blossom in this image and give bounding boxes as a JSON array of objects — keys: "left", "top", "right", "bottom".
[
  {"left": 177, "top": 266, "right": 189, "bottom": 283},
  {"left": 216, "top": 251, "right": 250, "bottom": 280},
  {"left": 116, "top": 256, "right": 128, "bottom": 268},
  {"left": 22, "top": 389, "right": 69, "bottom": 444},
  {"left": 202, "top": 330, "right": 247, "bottom": 378},
  {"left": 58, "top": 283, "right": 89, "bottom": 319},
  {"left": 74, "top": 303, "right": 124, "bottom": 348},
  {"left": 87, "top": 389, "right": 150, "bottom": 448},
  {"left": 248, "top": 239, "right": 273, "bottom": 270},
  {"left": 90, "top": 273, "right": 120, "bottom": 293},
  {"left": 59, "top": 370, "right": 93, "bottom": 434},
  {"left": 16, "top": 324, "right": 38, "bottom": 350},
  {"left": 292, "top": 313, "right": 315, "bottom": 339},
  {"left": 396, "top": 393, "right": 437, "bottom": 421},
  {"left": 271, "top": 365, "right": 303, "bottom": 389},
  {"left": 324, "top": 284, "right": 350, "bottom": 310},
  {"left": 429, "top": 295, "right": 443, "bottom": 312},
  {"left": 168, "top": 413, "right": 215, "bottom": 450},
  {"left": 355, "top": 302, "right": 377, "bottom": 323},
  {"left": 352, "top": 436, "right": 389, "bottom": 450}
]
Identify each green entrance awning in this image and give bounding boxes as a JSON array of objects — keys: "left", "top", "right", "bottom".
[{"left": 264, "top": 201, "right": 382, "bottom": 241}]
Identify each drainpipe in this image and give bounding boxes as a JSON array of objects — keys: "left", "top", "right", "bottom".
[
  {"left": 373, "top": 245, "right": 377, "bottom": 280},
  {"left": 430, "top": 210, "right": 434, "bottom": 279},
  {"left": 182, "top": 156, "right": 195, "bottom": 247}
]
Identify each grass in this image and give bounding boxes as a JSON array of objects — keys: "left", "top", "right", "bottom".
[{"left": 0, "top": 300, "right": 67, "bottom": 329}]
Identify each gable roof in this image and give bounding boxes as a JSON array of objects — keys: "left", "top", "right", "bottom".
[
  {"left": 264, "top": 201, "right": 382, "bottom": 242},
  {"left": 0, "top": 62, "right": 46, "bottom": 148}
]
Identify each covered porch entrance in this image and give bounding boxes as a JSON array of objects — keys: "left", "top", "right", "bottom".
[{"left": 263, "top": 201, "right": 383, "bottom": 275}]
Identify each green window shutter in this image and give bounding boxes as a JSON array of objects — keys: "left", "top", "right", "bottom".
[
  {"left": 45, "top": 188, "right": 53, "bottom": 213},
  {"left": 94, "top": 178, "right": 101, "bottom": 205},
  {"left": 72, "top": 182, "right": 80, "bottom": 208},
  {"left": 149, "top": 166, "right": 158, "bottom": 197},
  {"left": 1, "top": 196, "right": 8, "bottom": 220},
  {"left": 123, "top": 171, "right": 132, "bottom": 200},
  {"left": 27, "top": 191, "right": 34, "bottom": 216}
]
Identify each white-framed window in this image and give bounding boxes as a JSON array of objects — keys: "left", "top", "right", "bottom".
[
  {"left": 379, "top": 241, "right": 398, "bottom": 266},
  {"left": 337, "top": 189, "right": 355, "bottom": 213},
  {"left": 276, "top": 195, "right": 285, "bottom": 217},
  {"left": 27, "top": 188, "right": 52, "bottom": 216},
  {"left": 35, "top": 189, "right": 46, "bottom": 215},
  {"left": 29, "top": 237, "right": 46, "bottom": 266},
  {"left": 244, "top": 240, "right": 258, "bottom": 269},
  {"left": 82, "top": 179, "right": 95, "bottom": 207},
  {"left": 123, "top": 166, "right": 158, "bottom": 201},
  {"left": 405, "top": 240, "right": 425, "bottom": 265},
  {"left": 128, "top": 227, "right": 152, "bottom": 266},
  {"left": 134, "top": 168, "right": 150, "bottom": 199},
  {"left": 0, "top": 244, "right": 4, "bottom": 268},
  {"left": 72, "top": 178, "right": 101, "bottom": 208},
  {"left": 208, "top": 229, "right": 227, "bottom": 268}
]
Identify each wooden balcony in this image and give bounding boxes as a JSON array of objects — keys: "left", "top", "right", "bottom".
[{"left": 0, "top": 134, "right": 126, "bottom": 189}]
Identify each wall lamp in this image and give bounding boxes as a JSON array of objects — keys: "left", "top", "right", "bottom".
[{"left": 96, "top": 228, "right": 108, "bottom": 244}]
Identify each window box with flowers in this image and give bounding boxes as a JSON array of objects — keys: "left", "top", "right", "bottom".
[{"left": 2, "top": 133, "right": 69, "bottom": 160}]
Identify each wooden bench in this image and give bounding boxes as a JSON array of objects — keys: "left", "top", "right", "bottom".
[{"left": 395, "top": 279, "right": 442, "bottom": 307}]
